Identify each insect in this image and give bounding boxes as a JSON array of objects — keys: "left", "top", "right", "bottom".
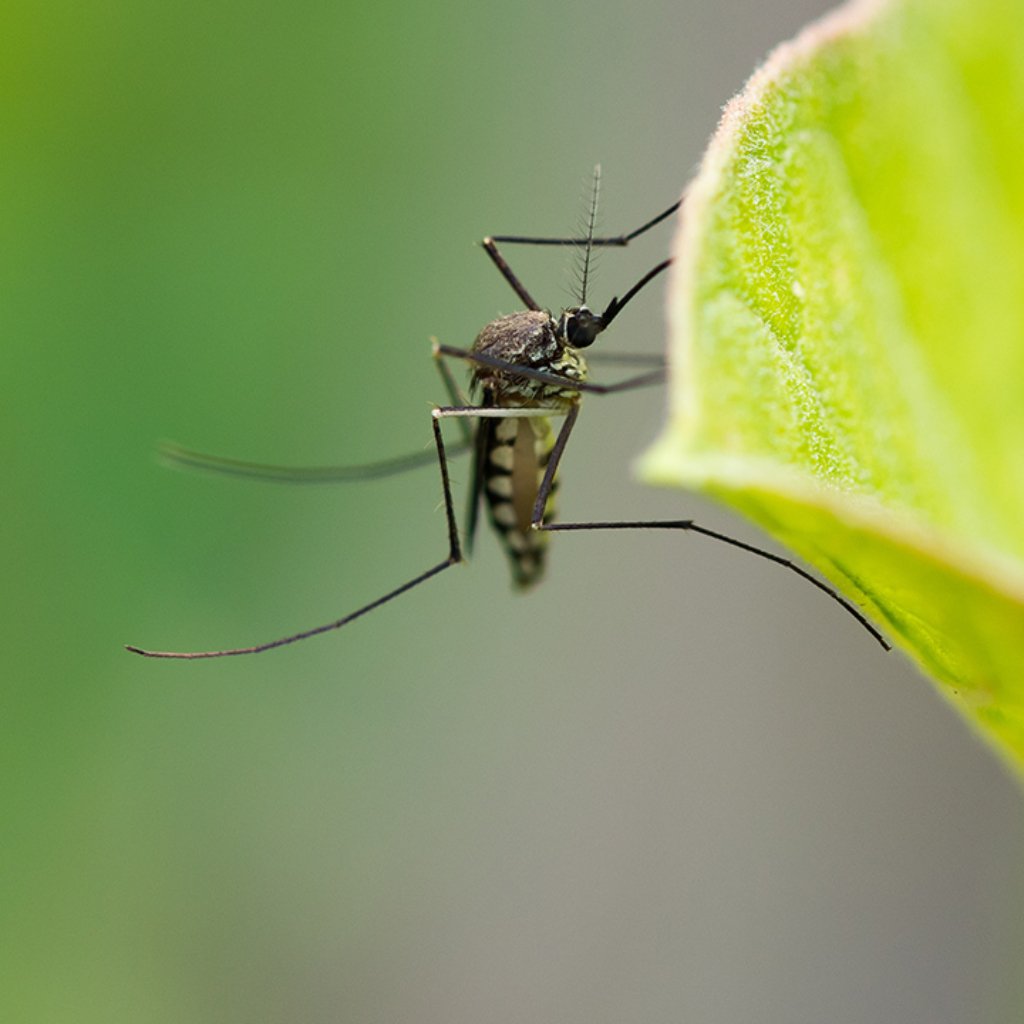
[{"left": 126, "top": 170, "right": 888, "bottom": 658}]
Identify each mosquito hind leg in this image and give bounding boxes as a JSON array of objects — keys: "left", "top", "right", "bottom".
[
  {"left": 157, "top": 346, "right": 477, "bottom": 485},
  {"left": 124, "top": 413, "right": 467, "bottom": 659},
  {"left": 524, "top": 405, "right": 890, "bottom": 651}
]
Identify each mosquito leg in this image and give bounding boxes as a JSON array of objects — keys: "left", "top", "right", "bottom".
[
  {"left": 435, "top": 406, "right": 562, "bottom": 420},
  {"left": 530, "top": 403, "right": 581, "bottom": 527},
  {"left": 433, "top": 404, "right": 564, "bottom": 559},
  {"left": 434, "top": 343, "right": 665, "bottom": 395},
  {"left": 586, "top": 351, "right": 666, "bottom": 368},
  {"left": 600, "top": 258, "right": 672, "bottom": 328},
  {"left": 483, "top": 199, "right": 682, "bottom": 308},
  {"left": 603, "top": 200, "right": 681, "bottom": 245},
  {"left": 525, "top": 405, "right": 890, "bottom": 651},
  {"left": 481, "top": 237, "right": 540, "bottom": 310},
  {"left": 125, "top": 414, "right": 466, "bottom": 659},
  {"left": 158, "top": 437, "right": 472, "bottom": 484},
  {"left": 432, "top": 340, "right": 473, "bottom": 445},
  {"left": 548, "top": 520, "right": 892, "bottom": 647},
  {"left": 487, "top": 200, "right": 682, "bottom": 248}
]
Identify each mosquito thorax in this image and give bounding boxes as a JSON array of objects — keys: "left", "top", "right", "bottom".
[{"left": 471, "top": 309, "right": 588, "bottom": 403}]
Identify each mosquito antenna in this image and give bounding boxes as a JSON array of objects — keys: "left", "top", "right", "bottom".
[{"left": 574, "top": 164, "right": 601, "bottom": 306}]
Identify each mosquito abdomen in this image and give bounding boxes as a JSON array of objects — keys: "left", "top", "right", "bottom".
[{"left": 483, "top": 415, "right": 557, "bottom": 587}]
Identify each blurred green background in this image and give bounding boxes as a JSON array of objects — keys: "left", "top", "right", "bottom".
[{"left": 4, "top": 0, "right": 1022, "bottom": 1021}]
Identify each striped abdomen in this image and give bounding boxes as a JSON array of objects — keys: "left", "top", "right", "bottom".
[{"left": 481, "top": 415, "right": 557, "bottom": 588}]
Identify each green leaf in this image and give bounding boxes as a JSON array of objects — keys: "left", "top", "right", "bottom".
[{"left": 641, "top": 0, "right": 1024, "bottom": 772}]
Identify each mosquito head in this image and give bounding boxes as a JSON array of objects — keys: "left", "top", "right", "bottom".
[{"left": 557, "top": 305, "right": 605, "bottom": 349}]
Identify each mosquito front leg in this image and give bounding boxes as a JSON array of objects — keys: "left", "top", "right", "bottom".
[
  {"left": 483, "top": 197, "right": 681, "bottom": 308},
  {"left": 486, "top": 201, "right": 682, "bottom": 249},
  {"left": 434, "top": 343, "right": 665, "bottom": 395},
  {"left": 480, "top": 238, "right": 540, "bottom": 309}
]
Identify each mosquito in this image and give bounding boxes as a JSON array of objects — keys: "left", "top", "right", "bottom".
[{"left": 126, "top": 170, "right": 889, "bottom": 658}]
